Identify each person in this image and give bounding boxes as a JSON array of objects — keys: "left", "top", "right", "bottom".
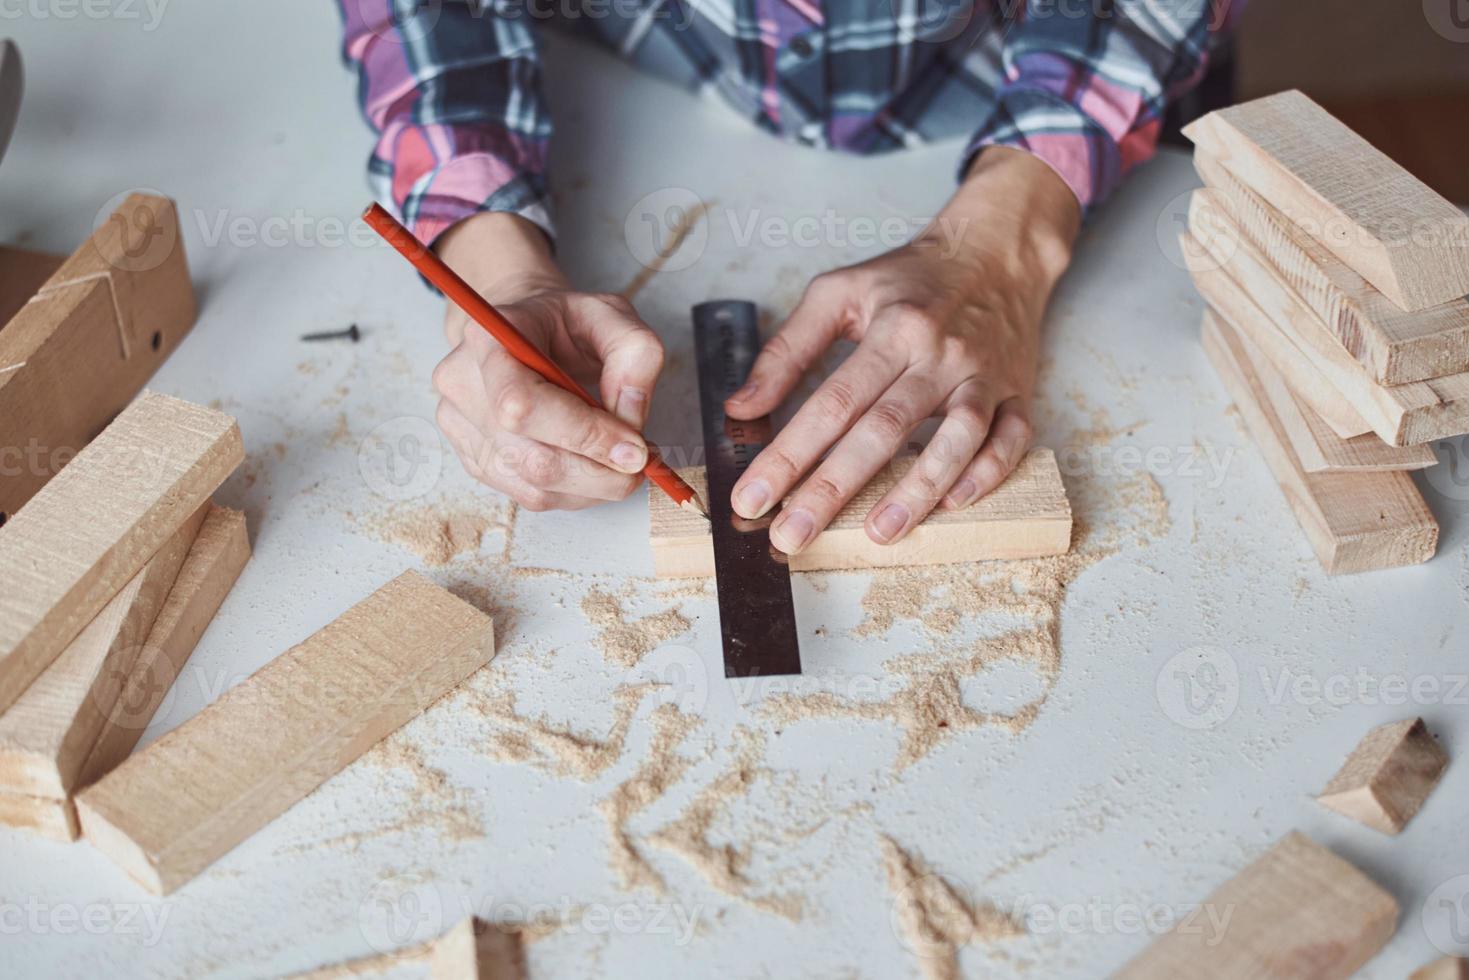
[{"left": 338, "top": 0, "right": 1236, "bottom": 554}]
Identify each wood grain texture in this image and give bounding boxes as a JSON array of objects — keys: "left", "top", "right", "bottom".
[
  {"left": 1117, "top": 831, "right": 1397, "bottom": 979},
  {"left": 0, "top": 245, "right": 64, "bottom": 329},
  {"left": 0, "top": 503, "right": 206, "bottom": 799},
  {"left": 1194, "top": 153, "right": 1469, "bottom": 384},
  {"left": 1317, "top": 717, "right": 1448, "bottom": 835},
  {"left": 1234, "top": 325, "right": 1437, "bottom": 473},
  {"left": 76, "top": 570, "right": 495, "bottom": 894},
  {"left": 1201, "top": 310, "right": 1438, "bottom": 574},
  {"left": 648, "top": 448, "right": 1072, "bottom": 578},
  {"left": 430, "top": 917, "right": 526, "bottom": 980},
  {"left": 79, "top": 505, "right": 250, "bottom": 788},
  {"left": 0, "top": 786, "right": 77, "bottom": 841},
  {"left": 0, "top": 391, "right": 242, "bottom": 714},
  {"left": 1183, "top": 90, "right": 1469, "bottom": 311},
  {"left": 0, "top": 194, "right": 195, "bottom": 520},
  {"left": 1186, "top": 218, "right": 1469, "bottom": 446}
]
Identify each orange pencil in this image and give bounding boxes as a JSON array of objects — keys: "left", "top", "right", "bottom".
[{"left": 362, "top": 203, "right": 707, "bottom": 519}]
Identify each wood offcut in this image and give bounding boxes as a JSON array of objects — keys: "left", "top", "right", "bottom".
[{"left": 1317, "top": 717, "right": 1448, "bottom": 835}]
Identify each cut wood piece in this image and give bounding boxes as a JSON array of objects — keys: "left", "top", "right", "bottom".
[
  {"left": 1233, "top": 327, "right": 1437, "bottom": 473},
  {"left": 1117, "top": 831, "right": 1398, "bottom": 979},
  {"left": 0, "top": 245, "right": 64, "bottom": 328},
  {"left": 1194, "top": 152, "right": 1469, "bottom": 384},
  {"left": 430, "top": 917, "right": 526, "bottom": 980},
  {"left": 0, "top": 194, "right": 195, "bottom": 520},
  {"left": 0, "top": 786, "right": 77, "bottom": 842},
  {"left": 1317, "top": 717, "right": 1448, "bottom": 835},
  {"left": 0, "top": 503, "right": 206, "bottom": 799},
  {"left": 1184, "top": 90, "right": 1469, "bottom": 311},
  {"left": 648, "top": 448, "right": 1072, "bottom": 578},
  {"left": 78, "top": 504, "right": 250, "bottom": 787},
  {"left": 1186, "top": 217, "right": 1469, "bottom": 446},
  {"left": 1411, "top": 957, "right": 1469, "bottom": 980},
  {"left": 1201, "top": 310, "right": 1438, "bottom": 574},
  {"left": 76, "top": 571, "right": 495, "bottom": 895},
  {"left": 0, "top": 391, "right": 242, "bottom": 714}
]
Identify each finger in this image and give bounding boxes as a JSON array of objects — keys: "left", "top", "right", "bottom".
[
  {"left": 864, "top": 399, "right": 992, "bottom": 546},
  {"left": 562, "top": 293, "right": 665, "bottom": 428},
  {"left": 731, "top": 344, "right": 903, "bottom": 521},
  {"left": 940, "top": 398, "right": 1033, "bottom": 510},
  {"left": 769, "top": 372, "right": 943, "bottom": 555},
  {"left": 725, "top": 275, "right": 851, "bottom": 420}
]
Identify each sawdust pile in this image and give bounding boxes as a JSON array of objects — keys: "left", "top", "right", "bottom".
[
  {"left": 359, "top": 736, "right": 482, "bottom": 842},
  {"left": 580, "top": 588, "right": 692, "bottom": 668},
  {"left": 881, "top": 836, "right": 1024, "bottom": 980},
  {"left": 468, "top": 682, "right": 652, "bottom": 780},
  {"left": 358, "top": 499, "right": 514, "bottom": 567}
]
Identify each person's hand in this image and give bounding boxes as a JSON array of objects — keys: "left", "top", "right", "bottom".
[
  {"left": 430, "top": 212, "right": 664, "bottom": 511},
  {"left": 725, "top": 147, "right": 1080, "bottom": 554}
]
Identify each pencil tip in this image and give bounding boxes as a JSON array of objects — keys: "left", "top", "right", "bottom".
[{"left": 680, "top": 495, "right": 711, "bottom": 522}]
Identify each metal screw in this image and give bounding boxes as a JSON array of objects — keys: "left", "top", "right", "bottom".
[{"left": 301, "top": 323, "right": 361, "bottom": 343}]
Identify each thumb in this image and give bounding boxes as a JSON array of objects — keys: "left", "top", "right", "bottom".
[
  {"left": 725, "top": 275, "right": 849, "bottom": 419},
  {"left": 563, "top": 293, "right": 665, "bottom": 429}
]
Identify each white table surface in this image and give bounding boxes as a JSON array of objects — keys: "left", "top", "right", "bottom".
[{"left": 2, "top": 4, "right": 1466, "bottom": 978}]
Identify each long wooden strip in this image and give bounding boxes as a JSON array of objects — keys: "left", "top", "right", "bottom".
[
  {"left": 0, "top": 194, "right": 195, "bottom": 521},
  {"left": 78, "top": 504, "right": 250, "bottom": 786},
  {"left": 1194, "top": 152, "right": 1469, "bottom": 384},
  {"left": 1187, "top": 216, "right": 1469, "bottom": 446},
  {"left": 76, "top": 571, "right": 495, "bottom": 894},
  {"left": 1184, "top": 90, "right": 1469, "bottom": 311},
  {"left": 649, "top": 448, "right": 1072, "bottom": 578},
  {"left": 0, "top": 503, "right": 206, "bottom": 799},
  {"left": 1117, "top": 831, "right": 1398, "bottom": 979},
  {"left": 0, "top": 391, "right": 242, "bottom": 713},
  {"left": 1202, "top": 310, "right": 1438, "bottom": 574}
]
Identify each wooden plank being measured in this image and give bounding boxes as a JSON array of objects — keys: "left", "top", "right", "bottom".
[
  {"left": 1184, "top": 90, "right": 1469, "bottom": 311},
  {"left": 649, "top": 448, "right": 1072, "bottom": 578},
  {"left": 0, "top": 391, "right": 242, "bottom": 714},
  {"left": 1117, "top": 831, "right": 1398, "bottom": 979},
  {"left": 1194, "top": 152, "right": 1469, "bottom": 384},
  {"left": 1201, "top": 310, "right": 1438, "bottom": 574},
  {"left": 1317, "top": 717, "right": 1448, "bottom": 835},
  {"left": 0, "top": 194, "right": 195, "bottom": 522},
  {"left": 1187, "top": 216, "right": 1469, "bottom": 446},
  {"left": 0, "top": 245, "right": 64, "bottom": 328},
  {"left": 0, "top": 503, "right": 206, "bottom": 799},
  {"left": 76, "top": 570, "right": 495, "bottom": 894}
]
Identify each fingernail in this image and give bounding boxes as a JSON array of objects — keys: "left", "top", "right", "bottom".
[
  {"left": 610, "top": 441, "right": 646, "bottom": 473},
  {"left": 734, "top": 478, "right": 771, "bottom": 518},
  {"left": 871, "top": 502, "right": 911, "bottom": 543},
  {"left": 728, "top": 381, "right": 757, "bottom": 403},
  {"left": 772, "top": 508, "right": 815, "bottom": 553},
  {"left": 615, "top": 386, "right": 648, "bottom": 425},
  {"left": 945, "top": 478, "right": 977, "bottom": 509}
]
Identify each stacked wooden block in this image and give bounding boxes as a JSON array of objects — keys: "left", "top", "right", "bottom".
[
  {"left": 0, "top": 392, "right": 251, "bottom": 840},
  {"left": 1181, "top": 90, "right": 1469, "bottom": 574}
]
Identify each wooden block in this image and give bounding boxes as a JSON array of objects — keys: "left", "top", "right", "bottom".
[
  {"left": 1411, "top": 957, "right": 1469, "bottom": 980},
  {"left": 1233, "top": 326, "right": 1437, "bottom": 474},
  {"left": 0, "top": 245, "right": 64, "bottom": 328},
  {"left": 1201, "top": 310, "right": 1438, "bottom": 574},
  {"left": 648, "top": 448, "right": 1072, "bottom": 578},
  {"left": 0, "top": 503, "right": 206, "bottom": 799},
  {"left": 1117, "top": 831, "right": 1398, "bottom": 979},
  {"left": 0, "top": 786, "right": 77, "bottom": 842},
  {"left": 79, "top": 504, "right": 250, "bottom": 787},
  {"left": 76, "top": 571, "right": 495, "bottom": 894},
  {"left": 1184, "top": 90, "right": 1469, "bottom": 311},
  {"left": 430, "top": 917, "right": 526, "bottom": 980},
  {"left": 1187, "top": 217, "right": 1469, "bottom": 446},
  {"left": 0, "top": 194, "right": 196, "bottom": 521},
  {"left": 0, "top": 391, "right": 242, "bottom": 714},
  {"left": 1194, "top": 152, "right": 1469, "bottom": 385},
  {"left": 1317, "top": 718, "right": 1448, "bottom": 835}
]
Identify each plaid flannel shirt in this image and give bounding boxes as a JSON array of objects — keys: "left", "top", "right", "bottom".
[{"left": 338, "top": 0, "right": 1239, "bottom": 246}]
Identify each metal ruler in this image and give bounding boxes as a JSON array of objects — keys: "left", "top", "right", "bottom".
[{"left": 692, "top": 300, "right": 803, "bottom": 679}]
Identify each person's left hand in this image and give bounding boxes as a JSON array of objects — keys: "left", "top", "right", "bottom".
[{"left": 724, "top": 147, "right": 1080, "bottom": 555}]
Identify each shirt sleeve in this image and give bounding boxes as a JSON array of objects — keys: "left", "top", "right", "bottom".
[
  {"left": 963, "top": 0, "right": 1244, "bottom": 216},
  {"left": 338, "top": 0, "right": 554, "bottom": 248}
]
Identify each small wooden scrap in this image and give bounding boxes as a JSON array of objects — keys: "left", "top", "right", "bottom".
[{"left": 1317, "top": 718, "right": 1448, "bottom": 835}]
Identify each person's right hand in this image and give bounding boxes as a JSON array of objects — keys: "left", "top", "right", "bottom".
[{"left": 430, "top": 212, "right": 665, "bottom": 511}]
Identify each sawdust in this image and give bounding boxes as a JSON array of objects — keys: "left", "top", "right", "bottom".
[
  {"left": 881, "top": 836, "right": 1024, "bottom": 980},
  {"left": 468, "top": 682, "right": 653, "bottom": 780},
  {"left": 358, "top": 735, "right": 482, "bottom": 842},
  {"left": 359, "top": 500, "right": 514, "bottom": 566},
  {"left": 283, "top": 942, "right": 432, "bottom": 979},
  {"left": 580, "top": 587, "right": 692, "bottom": 668}
]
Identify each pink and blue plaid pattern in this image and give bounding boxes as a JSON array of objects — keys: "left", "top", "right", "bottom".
[{"left": 338, "top": 0, "right": 1239, "bottom": 247}]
